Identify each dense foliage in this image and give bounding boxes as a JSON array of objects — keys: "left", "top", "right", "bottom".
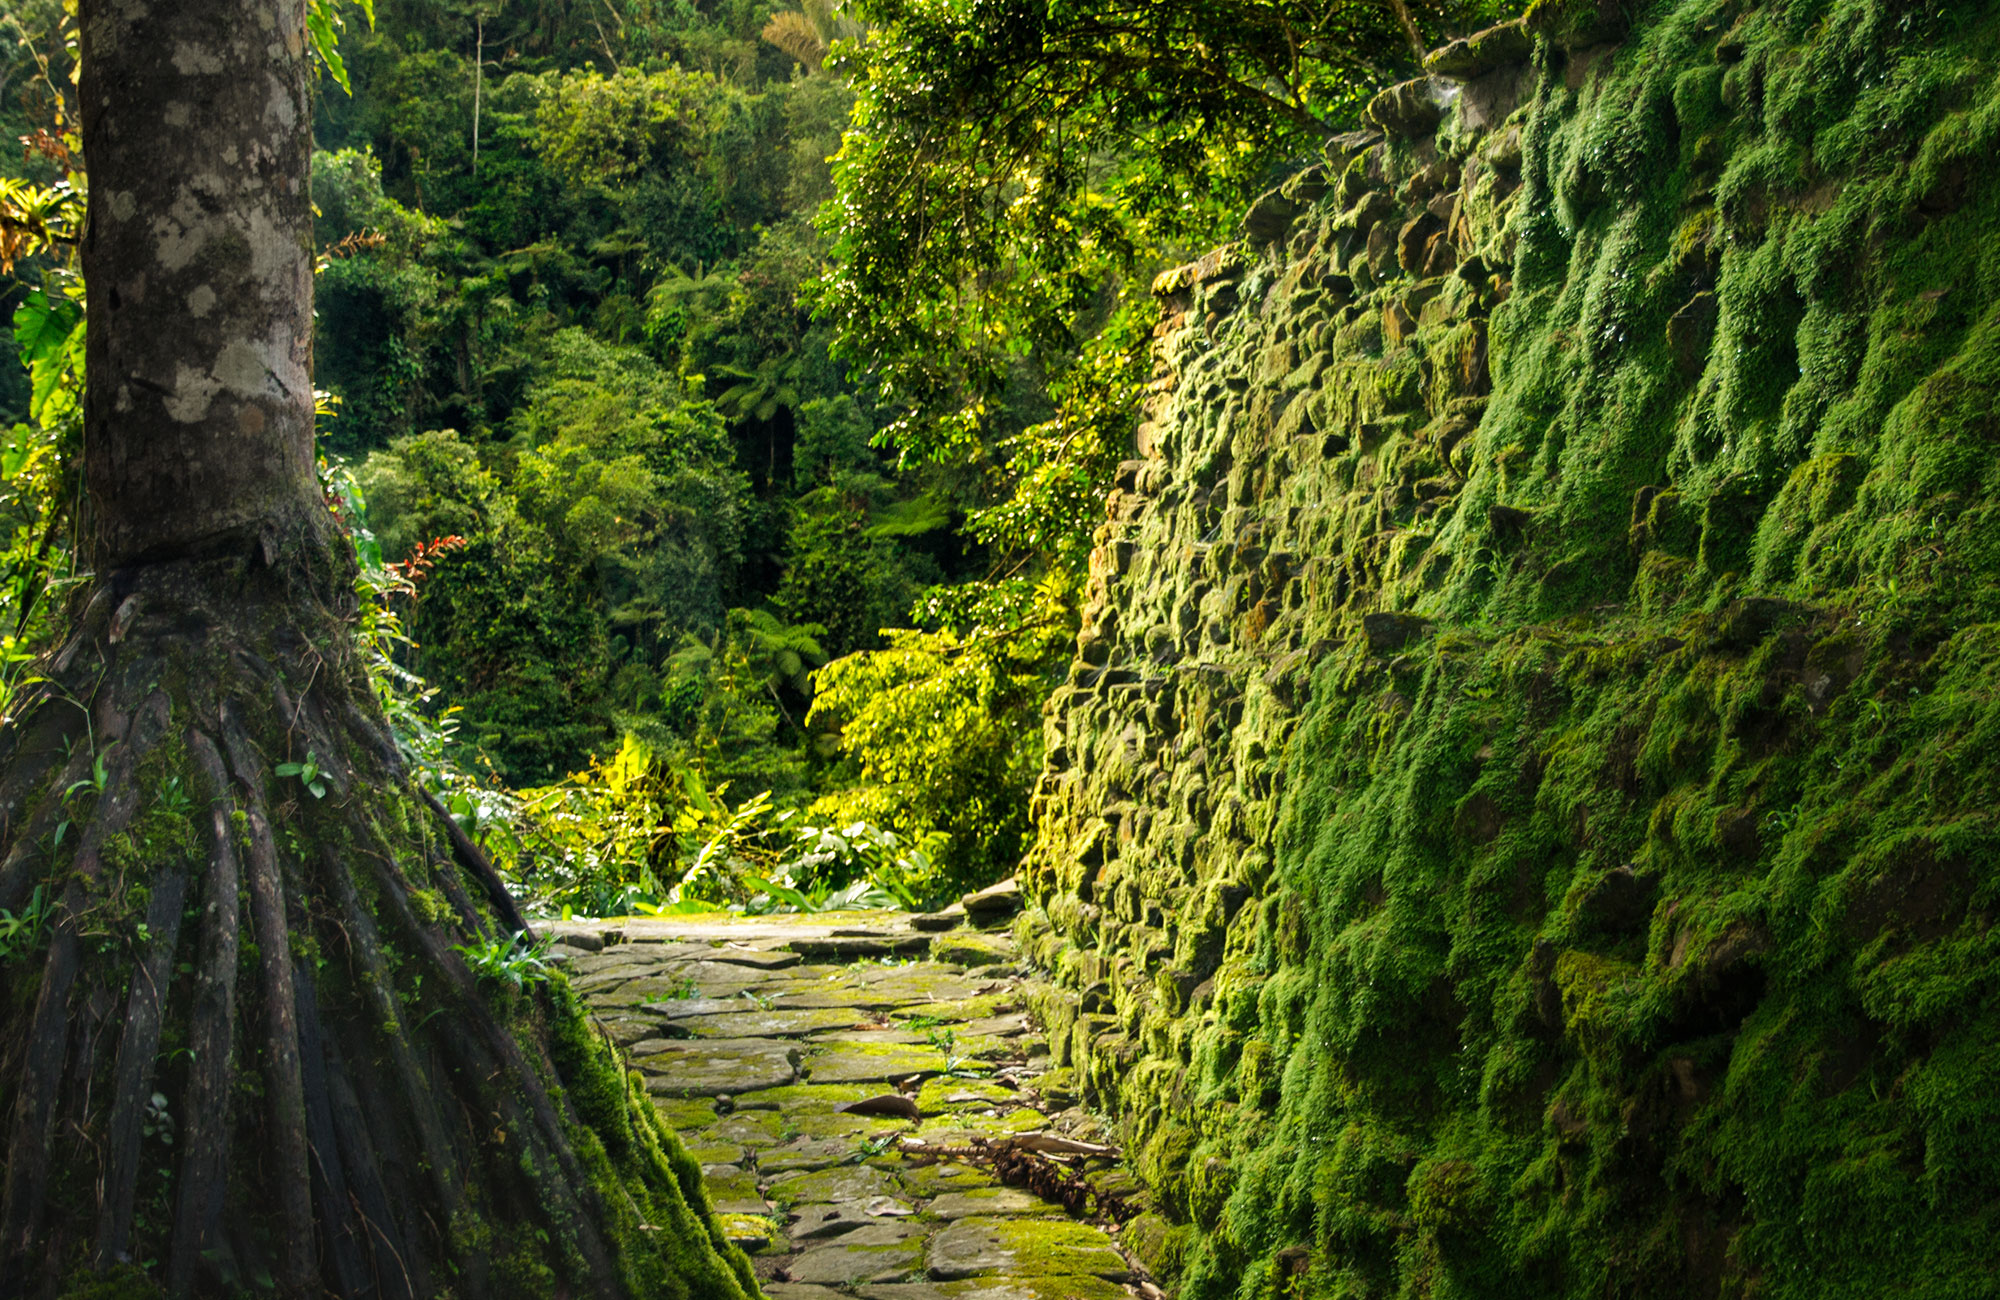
[{"left": 2, "top": 0, "right": 1517, "bottom": 907}]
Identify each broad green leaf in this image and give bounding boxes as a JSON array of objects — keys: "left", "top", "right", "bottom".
[
  {"left": 12, "top": 290, "right": 83, "bottom": 429},
  {"left": 308, "top": 0, "right": 352, "bottom": 96}
]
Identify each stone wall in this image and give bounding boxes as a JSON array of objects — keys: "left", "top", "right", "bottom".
[{"left": 1020, "top": 1, "right": 2000, "bottom": 1296}]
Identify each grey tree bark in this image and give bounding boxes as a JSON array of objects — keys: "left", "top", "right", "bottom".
[
  {"left": 0, "top": 4, "right": 761, "bottom": 1298},
  {"left": 81, "top": 0, "right": 326, "bottom": 568}
]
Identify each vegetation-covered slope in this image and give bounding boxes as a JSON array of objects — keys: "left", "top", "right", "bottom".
[{"left": 1025, "top": 1, "right": 2000, "bottom": 1295}]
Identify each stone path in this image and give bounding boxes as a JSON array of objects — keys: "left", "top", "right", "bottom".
[{"left": 545, "top": 906, "right": 1154, "bottom": 1300}]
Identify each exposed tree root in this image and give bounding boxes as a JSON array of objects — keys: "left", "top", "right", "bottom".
[{"left": 0, "top": 552, "right": 758, "bottom": 1299}]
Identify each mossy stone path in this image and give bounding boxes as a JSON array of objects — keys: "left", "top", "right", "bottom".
[{"left": 547, "top": 910, "right": 1151, "bottom": 1298}]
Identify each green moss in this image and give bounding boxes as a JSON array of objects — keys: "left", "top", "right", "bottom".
[
  {"left": 542, "top": 978, "right": 761, "bottom": 1298},
  {"left": 409, "top": 887, "right": 452, "bottom": 925},
  {"left": 1025, "top": 3, "right": 2000, "bottom": 1297},
  {"left": 54, "top": 1265, "right": 163, "bottom": 1300}
]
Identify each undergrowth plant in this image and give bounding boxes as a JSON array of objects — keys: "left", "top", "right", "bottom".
[
  {"left": 502, "top": 729, "right": 949, "bottom": 917},
  {"left": 453, "top": 929, "right": 559, "bottom": 990}
]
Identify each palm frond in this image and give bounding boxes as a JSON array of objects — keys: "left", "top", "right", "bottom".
[{"left": 761, "top": 11, "right": 826, "bottom": 72}]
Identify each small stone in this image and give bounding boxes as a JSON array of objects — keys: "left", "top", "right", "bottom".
[
  {"left": 635, "top": 996, "right": 770, "bottom": 1018},
  {"left": 732, "top": 1083, "right": 886, "bottom": 1113},
  {"left": 791, "top": 1204, "right": 869, "bottom": 1241},
  {"left": 652, "top": 1097, "right": 717, "bottom": 1130},
  {"left": 1667, "top": 291, "right": 1718, "bottom": 377},
  {"left": 707, "top": 1109, "right": 786, "bottom": 1145},
  {"left": 1241, "top": 188, "right": 1301, "bottom": 244},
  {"left": 959, "top": 877, "right": 1022, "bottom": 922},
  {"left": 1361, "top": 611, "right": 1431, "bottom": 654},
  {"left": 1382, "top": 299, "right": 1419, "bottom": 346},
  {"left": 1029, "top": 1068, "right": 1079, "bottom": 1109},
  {"left": 1573, "top": 865, "right": 1657, "bottom": 937},
  {"left": 1397, "top": 213, "right": 1444, "bottom": 276},
  {"left": 928, "top": 932, "right": 1013, "bottom": 968},
  {"left": 897, "top": 1161, "right": 1000, "bottom": 1197},
  {"left": 1424, "top": 19, "right": 1534, "bottom": 79},
  {"left": 788, "top": 933, "right": 931, "bottom": 959},
  {"left": 714, "top": 1212, "right": 779, "bottom": 1248},
  {"left": 960, "top": 1013, "right": 1029, "bottom": 1038},
  {"left": 595, "top": 1016, "right": 664, "bottom": 1047},
  {"left": 699, "top": 946, "right": 804, "bottom": 970},
  {"left": 912, "top": 903, "right": 967, "bottom": 932},
  {"left": 836, "top": 1093, "right": 925, "bottom": 1121},
  {"left": 1366, "top": 78, "right": 1447, "bottom": 137},
  {"left": 541, "top": 926, "right": 603, "bottom": 952},
  {"left": 681, "top": 1138, "right": 745, "bottom": 1166},
  {"left": 766, "top": 1285, "right": 850, "bottom": 1300},
  {"left": 1525, "top": 0, "right": 1630, "bottom": 49},
  {"left": 813, "top": 1028, "right": 928, "bottom": 1046},
  {"left": 772, "top": 972, "right": 988, "bottom": 1010},
  {"left": 702, "top": 1165, "right": 768, "bottom": 1215}
]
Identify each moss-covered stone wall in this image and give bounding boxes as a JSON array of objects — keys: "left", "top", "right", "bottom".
[{"left": 1020, "top": 1, "right": 2000, "bottom": 1295}]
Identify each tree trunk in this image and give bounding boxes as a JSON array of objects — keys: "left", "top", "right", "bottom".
[{"left": 0, "top": 4, "right": 760, "bottom": 1298}]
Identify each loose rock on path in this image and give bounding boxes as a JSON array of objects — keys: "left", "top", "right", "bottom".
[{"left": 544, "top": 907, "right": 1155, "bottom": 1299}]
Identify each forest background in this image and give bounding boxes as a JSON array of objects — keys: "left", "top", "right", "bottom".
[{"left": 0, "top": 0, "right": 1514, "bottom": 920}]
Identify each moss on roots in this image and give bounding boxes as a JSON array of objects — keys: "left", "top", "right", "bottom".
[{"left": 0, "top": 551, "right": 756, "bottom": 1299}]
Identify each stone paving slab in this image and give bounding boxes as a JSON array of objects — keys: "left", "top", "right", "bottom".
[
  {"left": 790, "top": 934, "right": 933, "bottom": 959},
  {"left": 670, "top": 1007, "right": 867, "bottom": 1039},
  {"left": 767, "top": 1163, "right": 902, "bottom": 1208},
  {"left": 811, "top": 1027, "right": 929, "bottom": 1045},
  {"left": 702, "top": 1165, "right": 769, "bottom": 1214},
  {"left": 928, "top": 931, "right": 1015, "bottom": 966},
  {"left": 785, "top": 1222, "right": 927, "bottom": 1285},
  {"left": 788, "top": 1203, "right": 878, "bottom": 1241},
  {"left": 595, "top": 1016, "right": 667, "bottom": 1047},
  {"left": 861, "top": 1278, "right": 1134, "bottom": 1300},
  {"left": 897, "top": 1161, "right": 1004, "bottom": 1198},
  {"left": 928, "top": 1188, "right": 1062, "bottom": 1219},
  {"left": 802, "top": 1042, "right": 950, "bottom": 1084},
  {"left": 634, "top": 1038, "right": 799, "bottom": 1096},
  {"left": 653, "top": 1097, "right": 718, "bottom": 1129},
  {"left": 757, "top": 1136, "right": 868, "bottom": 1174},
  {"left": 570, "top": 906, "right": 1151, "bottom": 1297},
  {"left": 625, "top": 994, "right": 750, "bottom": 1016},
  {"left": 688, "top": 945, "right": 805, "bottom": 970},
  {"left": 682, "top": 1137, "right": 746, "bottom": 1165},
  {"left": 730, "top": 1082, "right": 883, "bottom": 1112},
  {"left": 927, "top": 1217, "right": 1130, "bottom": 1281},
  {"left": 916, "top": 1078, "right": 1018, "bottom": 1112},
  {"left": 889, "top": 995, "right": 1021, "bottom": 1023}
]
